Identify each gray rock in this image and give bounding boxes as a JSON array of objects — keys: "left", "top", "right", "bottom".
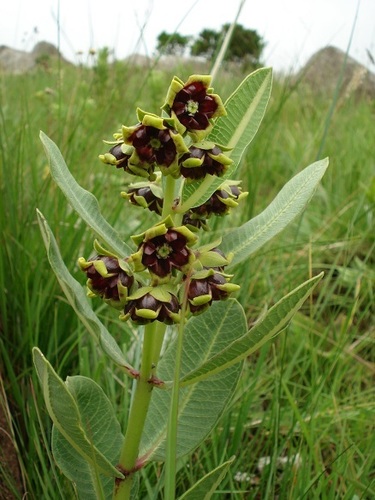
[
  {"left": 0, "top": 41, "right": 69, "bottom": 74},
  {"left": 297, "top": 46, "right": 375, "bottom": 100}
]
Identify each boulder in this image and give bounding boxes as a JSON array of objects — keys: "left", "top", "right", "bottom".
[
  {"left": 0, "top": 41, "right": 69, "bottom": 74},
  {"left": 297, "top": 45, "right": 375, "bottom": 100},
  {"left": 0, "top": 45, "right": 35, "bottom": 73}
]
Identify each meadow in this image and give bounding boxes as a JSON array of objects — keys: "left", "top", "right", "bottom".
[{"left": 0, "top": 53, "right": 374, "bottom": 499}]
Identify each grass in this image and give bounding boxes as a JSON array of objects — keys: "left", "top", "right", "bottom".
[{"left": 0, "top": 51, "right": 374, "bottom": 499}]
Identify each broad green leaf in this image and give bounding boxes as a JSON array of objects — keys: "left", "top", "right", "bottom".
[
  {"left": 32, "top": 348, "right": 123, "bottom": 480},
  {"left": 139, "top": 299, "right": 247, "bottom": 462},
  {"left": 40, "top": 131, "right": 132, "bottom": 258},
  {"left": 52, "top": 376, "right": 124, "bottom": 500},
  {"left": 221, "top": 158, "right": 329, "bottom": 268},
  {"left": 178, "top": 456, "right": 235, "bottom": 500},
  {"left": 180, "top": 273, "right": 323, "bottom": 386},
  {"left": 179, "top": 68, "right": 272, "bottom": 212},
  {"left": 37, "top": 209, "right": 134, "bottom": 373}
]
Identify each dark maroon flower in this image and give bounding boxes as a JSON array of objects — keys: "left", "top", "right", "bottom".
[
  {"left": 78, "top": 255, "right": 134, "bottom": 308},
  {"left": 189, "top": 182, "right": 247, "bottom": 218},
  {"left": 182, "top": 211, "right": 208, "bottom": 231},
  {"left": 141, "top": 230, "right": 190, "bottom": 277},
  {"left": 172, "top": 81, "right": 218, "bottom": 130},
  {"left": 179, "top": 144, "right": 233, "bottom": 180},
  {"left": 163, "top": 75, "right": 226, "bottom": 135},
  {"left": 125, "top": 184, "right": 163, "bottom": 215},
  {"left": 187, "top": 277, "right": 212, "bottom": 315},
  {"left": 131, "top": 221, "right": 197, "bottom": 278},
  {"left": 130, "top": 125, "right": 177, "bottom": 167},
  {"left": 122, "top": 288, "right": 181, "bottom": 324},
  {"left": 187, "top": 271, "right": 240, "bottom": 315},
  {"left": 122, "top": 113, "right": 188, "bottom": 175},
  {"left": 108, "top": 143, "right": 131, "bottom": 170},
  {"left": 99, "top": 141, "right": 154, "bottom": 178},
  {"left": 99, "top": 142, "right": 132, "bottom": 171}
]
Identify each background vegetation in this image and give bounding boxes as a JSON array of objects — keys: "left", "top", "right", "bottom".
[
  {"left": 0, "top": 48, "right": 374, "bottom": 499},
  {"left": 156, "top": 25, "right": 265, "bottom": 67}
]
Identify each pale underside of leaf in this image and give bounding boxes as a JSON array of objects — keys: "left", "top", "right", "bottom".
[
  {"left": 139, "top": 299, "right": 247, "bottom": 462},
  {"left": 179, "top": 68, "right": 272, "bottom": 212},
  {"left": 39, "top": 131, "right": 132, "bottom": 258},
  {"left": 33, "top": 348, "right": 123, "bottom": 479},
  {"left": 52, "top": 376, "right": 124, "bottom": 500},
  {"left": 36, "top": 209, "right": 134, "bottom": 372},
  {"left": 221, "top": 158, "right": 329, "bottom": 268},
  {"left": 179, "top": 273, "right": 323, "bottom": 386}
]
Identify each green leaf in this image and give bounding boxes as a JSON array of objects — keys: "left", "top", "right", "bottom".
[
  {"left": 36, "top": 209, "right": 134, "bottom": 373},
  {"left": 178, "top": 456, "right": 235, "bottom": 500},
  {"left": 180, "top": 273, "right": 323, "bottom": 386},
  {"left": 32, "top": 348, "right": 123, "bottom": 482},
  {"left": 139, "top": 299, "right": 247, "bottom": 462},
  {"left": 179, "top": 68, "right": 272, "bottom": 212},
  {"left": 221, "top": 158, "right": 329, "bottom": 268},
  {"left": 52, "top": 376, "right": 124, "bottom": 500},
  {"left": 39, "top": 131, "right": 132, "bottom": 258}
]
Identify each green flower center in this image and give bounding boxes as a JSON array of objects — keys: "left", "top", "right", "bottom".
[
  {"left": 150, "top": 138, "right": 161, "bottom": 150},
  {"left": 157, "top": 243, "right": 172, "bottom": 259},
  {"left": 186, "top": 99, "right": 199, "bottom": 115}
]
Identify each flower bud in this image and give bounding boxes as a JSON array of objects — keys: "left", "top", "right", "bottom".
[
  {"left": 99, "top": 141, "right": 154, "bottom": 179},
  {"left": 182, "top": 211, "right": 209, "bottom": 232},
  {"left": 122, "top": 181, "right": 163, "bottom": 215}
]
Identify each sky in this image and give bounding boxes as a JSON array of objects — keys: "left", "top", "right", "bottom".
[{"left": 1, "top": 0, "right": 375, "bottom": 73}]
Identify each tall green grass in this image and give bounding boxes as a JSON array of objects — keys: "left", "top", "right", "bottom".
[{"left": 0, "top": 55, "right": 373, "bottom": 499}]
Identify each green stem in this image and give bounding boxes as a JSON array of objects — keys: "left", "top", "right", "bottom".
[
  {"left": 114, "top": 322, "right": 166, "bottom": 500},
  {"left": 164, "top": 280, "right": 189, "bottom": 499},
  {"left": 162, "top": 175, "right": 176, "bottom": 220}
]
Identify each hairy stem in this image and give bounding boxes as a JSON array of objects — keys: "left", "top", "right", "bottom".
[
  {"left": 162, "top": 174, "right": 176, "bottom": 220},
  {"left": 164, "top": 277, "right": 190, "bottom": 499},
  {"left": 114, "top": 322, "right": 166, "bottom": 500}
]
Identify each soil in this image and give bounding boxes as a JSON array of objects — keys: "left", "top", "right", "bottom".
[{"left": 0, "top": 397, "right": 23, "bottom": 499}]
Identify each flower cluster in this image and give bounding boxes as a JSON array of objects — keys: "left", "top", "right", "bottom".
[
  {"left": 183, "top": 180, "right": 248, "bottom": 231},
  {"left": 81, "top": 75, "right": 244, "bottom": 325}
]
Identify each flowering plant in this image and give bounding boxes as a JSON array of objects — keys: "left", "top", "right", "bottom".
[{"left": 34, "top": 69, "right": 328, "bottom": 499}]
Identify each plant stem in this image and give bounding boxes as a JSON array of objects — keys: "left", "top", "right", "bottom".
[
  {"left": 164, "top": 281, "right": 189, "bottom": 499},
  {"left": 114, "top": 322, "right": 166, "bottom": 500},
  {"left": 162, "top": 175, "right": 176, "bottom": 220}
]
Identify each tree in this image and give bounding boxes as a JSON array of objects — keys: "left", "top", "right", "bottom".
[
  {"left": 191, "top": 24, "right": 265, "bottom": 65},
  {"left": 190, "top": 29, "right": 221, "bottom": 60},
  {"left": 156, "top": 31, "right": 190, "bottom": 56}
]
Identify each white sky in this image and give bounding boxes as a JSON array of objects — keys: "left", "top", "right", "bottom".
[{"left": 1, "top": 0, "right": 374, "bottom": 72}]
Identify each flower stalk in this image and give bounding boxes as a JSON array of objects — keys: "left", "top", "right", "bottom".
[
  {"left": 82, "top": 74, "right": 244, "bottom": 498},
  {"left": 164, "top": 276, "right": 190, "bottom": 499},
  {"left": 114, "top": 321, "right": 167, "bottom": 500}
]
